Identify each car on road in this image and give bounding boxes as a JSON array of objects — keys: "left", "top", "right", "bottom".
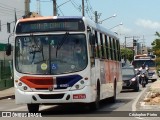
[{"left": 122, "top": 66, "right": 140, "bottom": 92}]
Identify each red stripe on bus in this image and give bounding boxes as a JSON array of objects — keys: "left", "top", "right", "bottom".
[{"left": 20, "top": 76, "right": 54, "bottom": 89}]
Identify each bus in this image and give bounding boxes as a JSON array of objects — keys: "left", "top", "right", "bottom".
[
  {"left": 132, "top": 54, "right": 157, "bottom": 82},
  {"left": 6, "top": 16, "right": 122, "bottom": 112}
]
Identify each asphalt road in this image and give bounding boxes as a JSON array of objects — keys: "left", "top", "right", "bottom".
[{"left": 0, "top": 82, "right": 159, "bottom": 120}]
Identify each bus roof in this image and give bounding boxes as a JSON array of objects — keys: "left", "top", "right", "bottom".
[
  {"left": 83, "top": 17, "right": 119, "bottom": 39},
  {"left": 18, "top": 16, "right": 83, "bottom": 22},
  {"left": 17, "top": 16, "right": 118, "bottom": 39}
]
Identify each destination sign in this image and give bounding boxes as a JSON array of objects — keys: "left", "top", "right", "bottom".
[{"left": 16, "top": 19, "right": 85, "bottom": 34}]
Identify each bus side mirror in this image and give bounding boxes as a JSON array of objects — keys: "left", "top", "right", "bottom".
[
  {"left": 6, "top": 44, "right": 12, "bottom": 56},
  {"left": 89, "top": 33, "right": 95, "bottom": 45}
]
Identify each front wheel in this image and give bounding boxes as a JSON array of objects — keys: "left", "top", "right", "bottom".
[
  {"left": 151, "top": 79, "right": 156, "bottom": 82},
  {"left": 27, "top": 104, "right": 39, "bottom": 113},
  {"left": 142, "top": 83, "right": 146, "bottom": 88},
  {"left": 134, "top": 84, "right": 139, "bottom": 92},
  {"left": 89, "top": 83, "right": 100, "bottom": 110},
  {"left": 141, "top": 80, "right": 146, "bottom": 88}
]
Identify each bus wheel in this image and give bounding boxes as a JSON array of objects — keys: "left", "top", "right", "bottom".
[
  {"left": 89, "top": 82, "right": 100, "bottom": 110},
  {"left": 27, "top": 104, "right": 39, "bottom": 113},
  {"left": 151, "top": 79, "right": 156, "bottom": 82}
]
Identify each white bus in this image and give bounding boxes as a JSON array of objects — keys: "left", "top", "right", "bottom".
[
  {"left": 132, "top": 54, "right": 157, "bottom": 82},
  {"left": 6, "top": 16, "right": 122, "bottom": 112}
]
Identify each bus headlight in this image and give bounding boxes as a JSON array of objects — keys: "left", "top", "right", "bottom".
[
  {"left": 70, "top": 80, "right": 86, "bottom": 90},
  {"left": 23, "top": 86, "right": 28, "bottom": 90},
  {"left": 18, "top": 82, "right": 22, "bottom": 86},
  {"left": 15, "top": 80, "right": 32, "bottom": 92},
  {"left": 80, "top": 80, "right": 85, "bottom": 84},
  {"left": 75, "top": 84, "right": 80, "bottom": 89}
]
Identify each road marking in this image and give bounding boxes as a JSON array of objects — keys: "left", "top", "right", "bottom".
[
  {"left": 39, "top": 105, "right": 57, "bottom": 111},
  {"left": 8, "top": 106, "right": 27, "bottom": 111},
  {"left": 132, "top": 86, "right": 149, "bottom": 111},
  {"left": 118, "top": 97, "right": 136, "bottom": 99}
]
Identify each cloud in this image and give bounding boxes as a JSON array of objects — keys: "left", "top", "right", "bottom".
[
  {"left": 114, "top": 26, "right": 132, "bottom": 35},
  {"left": 136, "top": 19, "right": 160, "bottom": 29}
]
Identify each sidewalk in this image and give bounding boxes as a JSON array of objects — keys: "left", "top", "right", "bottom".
[
  {"left": 138, "top": 79, "right": 160, "bottom": 110},
  {"left": 0, "top": 87, "right": 15, "bottom": 100}
]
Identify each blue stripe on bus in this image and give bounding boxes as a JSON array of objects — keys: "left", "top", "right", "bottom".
[{"left": 55, "top": 75, "right": 83, "bottom": 89}]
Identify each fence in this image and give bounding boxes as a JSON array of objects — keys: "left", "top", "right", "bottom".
[{"left": 0, "top": 60, "right": 13, "bottom": 90}]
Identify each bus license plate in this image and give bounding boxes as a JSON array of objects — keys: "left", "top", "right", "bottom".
[{"left": 73, "top": 94, "right": 86, "bottom": 99}]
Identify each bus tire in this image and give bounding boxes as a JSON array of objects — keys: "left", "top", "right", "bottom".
[
  {"left": 27, "top": 104, "right": 39, "bottom": 113},
  {"left": 151, "top": 79, "right": 156, "bottom": 82},
  {"left": 109, "top": 80, "right": 117, "bottom": 103},
  {"left": 89, "top": 81, "right": 100, "bottom": 110}
]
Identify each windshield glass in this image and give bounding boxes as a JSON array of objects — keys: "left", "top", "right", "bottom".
[
  {"left": 15, "top": 34, "right": 88, "bottom": 75},
  {"left": 122, "top": 68, "right": 135, "bottom": 76},
  {"left": 132, "top": 60, "right": 156, "bottom": 68}
]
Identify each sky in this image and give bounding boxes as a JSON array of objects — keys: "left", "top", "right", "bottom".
[{"left": 30, "top": 0, "right": 160, "bottom": 47}]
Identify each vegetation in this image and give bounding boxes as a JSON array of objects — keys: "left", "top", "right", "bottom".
[
  {"left": 151, "top": 32, "right": 160, "bottom": 69},
  {"left": 120, "top": 48, "right": 134, "bottom": 62}
]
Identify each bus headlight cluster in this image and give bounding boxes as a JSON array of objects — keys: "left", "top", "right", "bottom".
[
  {"left": 70, "top": 79, "right": 87, "bottom": 90},
  {"left": 15, "top": 80, "right": 32, "bottom": 92}
]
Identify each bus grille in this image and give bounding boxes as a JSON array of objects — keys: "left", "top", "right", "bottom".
[{"left": 38, "top": 94, "right": 64, "bottom": 99}]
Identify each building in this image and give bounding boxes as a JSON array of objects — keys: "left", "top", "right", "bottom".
[
  {"left": 0, "top": 0, "right": 26, "bottom": 44},
  {"left": 0, "top": 0, "right": 27, "bottom": 90}
]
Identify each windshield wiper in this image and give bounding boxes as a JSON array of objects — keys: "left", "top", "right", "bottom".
[
  {"left": 30, "top": 34, "right": 44, "bottom": 63},
  {"left": 56, "top": 32, "right": 69, "bottom": 57}
]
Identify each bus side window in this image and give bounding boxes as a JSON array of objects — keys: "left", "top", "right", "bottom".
[
  {"left": 100, "top": 33, "right": 105, "bottom": 59},
  {"left": 105, "top": 35, "right": 109, "bottom": 59},
  {"left": 113, "top": 38, "right": 117, "bottom": 61},
  {"left": 109, "top": 37, "right": 113, "bottom": 60},
  {"left": 89, "top": 31, "right": 95, "bottom": 67},
  {"left": 95, "top": 31, "right": 100, "bottom": 58},
  {"left": 102, "top": 34, "right": 107, "bottom": 59}
]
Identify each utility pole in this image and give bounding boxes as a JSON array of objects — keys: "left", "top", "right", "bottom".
[
  {"left": 95, "top": 11, "right": 98, "bottom": 23},
  {"left": 125, "top": 37, "right": 127, "bottom": 48},
  {"left": 53, "top": 0, "right": 57, "bottom": 16},
  {"left": 37, "top": 0, "right": 41, "bottom": 15},
  {"left": 25, "top": 0, "right": 30, "bottom": 15},
  {"left": 82, "top": 0, "right": 85, "bottom": 16}
]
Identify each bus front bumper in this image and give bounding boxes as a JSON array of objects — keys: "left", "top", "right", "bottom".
[{"left": 15, "top": 86, "right": 95, "bottom": 105}]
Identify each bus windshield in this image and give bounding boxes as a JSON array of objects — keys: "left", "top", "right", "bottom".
[
  {"left": 132, "top": 60, "right": 156, "bottom": 68},
  {"left": 15, "top": 34, "right": 88, "bottom": 75}
]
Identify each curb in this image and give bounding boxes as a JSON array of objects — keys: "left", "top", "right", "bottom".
[
  {"left": 0, "top": 95, "right": 15, "bottom": 100},
  {"left": 132, "top": 85, "right": 149, "bottom": 111}
]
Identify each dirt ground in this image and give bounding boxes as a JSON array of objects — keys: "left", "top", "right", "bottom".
[{"left": 143, "top": 92, "right": 160, "bottom": 105}]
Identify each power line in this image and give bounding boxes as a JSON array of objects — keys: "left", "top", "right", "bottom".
[
  {"left": 85, "top": 0, "right": 95, "bottom": 20},
  {"left": 86, "top": 0, "right": 94, "bottom": 14},
  {"left": 0, "top": 2, "right": 25, "bottom": 14},
  {"left": 70, "top": 0, "right": 81, "bottom": 12}
]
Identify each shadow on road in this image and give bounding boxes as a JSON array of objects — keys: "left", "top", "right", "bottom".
[{"left": 40, "top": 97, "right": 133, "bottom": 117}]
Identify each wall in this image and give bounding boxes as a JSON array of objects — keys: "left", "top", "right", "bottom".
[{"left": 0, "top": 0, "right": 25, "bottom": 44}]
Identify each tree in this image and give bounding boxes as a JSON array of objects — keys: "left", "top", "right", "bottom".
[
  {"left": 152, "top": 31, "right": 160, "bottom": 57},
  {"left": 152, "top": 31, "right": 160, "bottom": 69},
  {"left": 120, "top": 48, "right": 134, "bottom": 62}
]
